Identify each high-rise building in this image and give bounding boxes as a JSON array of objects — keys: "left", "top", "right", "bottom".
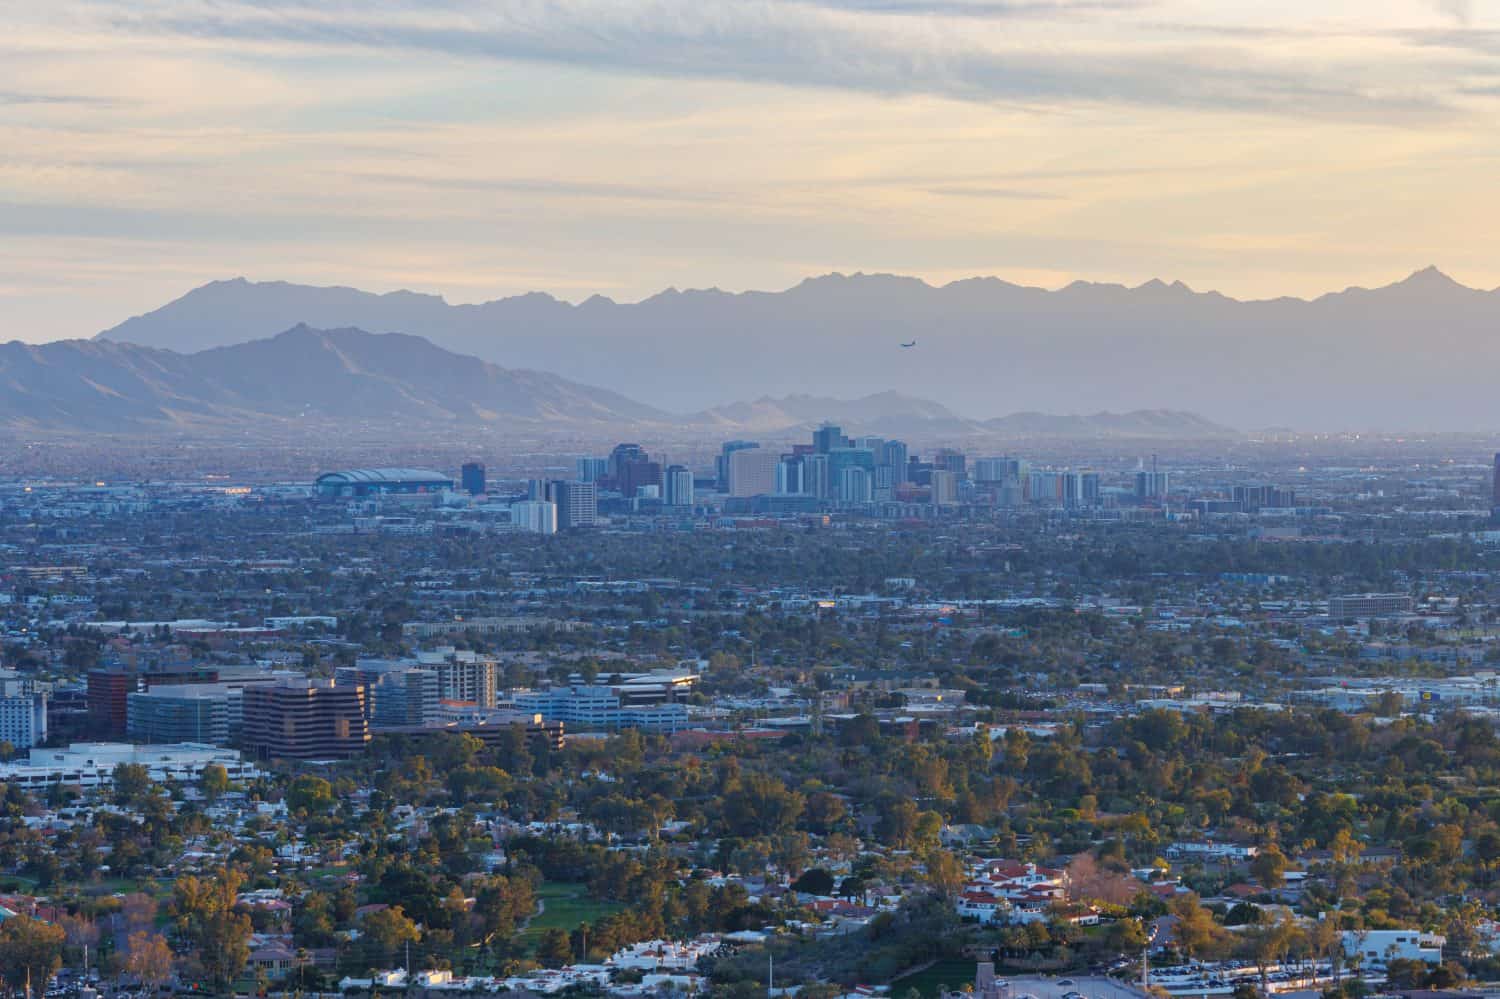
[
  {"left": 1135, "top": 470, "right": 1170, "bottom": 500},
  {"left": 930, "top": 469, "right": 959, "bottom": 506},
  {"left": 827, "top": 447, "right": 875, "bottom": 496},
  {"left": 1080, "top": 472, "right": 1101, "bottom": 507},
  {"left": 802, "top": 453, "right": 830, "bottom": 500},
  {"left": 87, "top": 668, "right": 134, "bottom": 739},
  {"left": 839, "top": 466, "right": 873, "bottom": 503},
  {"left": 973, "top": 457, "right": 1025, "bottom": 483},
  {"left": 933, "top": 448, "right": 967, "bottom": 480},
  {"left": 1058, "top": 472, "right": 1101, "bottom": 509},
  {"left": 813, "top": 424, "right": 845, "bottom": 455},
  {"left": 1491, "top": 454, "right": 1500, "bottom": 523},
  {"left": 549, "top": 480, "right": 598, "bottom": 529},
  {"left": 511, "top": 500, "right": 558, "bottom": 534},
  {"left": 728, "top": 447, "right": 779, "bottom": 498},
  {"left": 460, "top": 462, "right": 486, "bottom": 496},
  {"left": 336, "top": 664, "right": 440, "bottom": 729},
  {"left": 981, "top": 458, "right": 1029, "bottom": 495},
  {"left": 1136, "top": 455, "right": 1169, "bottom": 500},
  {"left": 617, "top": 459, "right": 662, "bottom": 498},
  {"left": 716, "top": 441, "right": 760, "bottom": 491},
  {"left": 242, "top": 678, "right": 369, "bottom": 760},
  {"left": 882, "top": 440, "right": 910, "bottom": 484},
  {"left": 113, "top": 667, "right": 264, "bottom": 743},
  {"left": 777, "top": 456, "right": 806, "bottom": 496},
  {"left": 0, "top": 672, "right": 46, "bottom": 749},
  {"left": 403, "top": 669, "right": 441, "bottom": 726},
  {"left": 577, "top": 457, "right": 608, "bottom": 483},
  {"left": 416, "top": 650, "right": 499, "bottom": 708},
  {"left": 1028, "top": 471, "right": 1065, "bottom": 504},
  {"left": 127, "top": 684, "right": 235, "bottom": 745},
  {"left": 608, "top": 443, "right": 649, "bottom": 480},
  {"left": 663, "top": 465, "right": 695, "bottom": 507}
]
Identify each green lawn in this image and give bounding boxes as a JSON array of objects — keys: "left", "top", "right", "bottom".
[
  {"left": 892, "top": 958, "right": 977, "bottom": 998},
  {"left": 515, "top": 881, "right": 625, "bottom": 954},
  {"left": 2, "top": 874, "right": 166, "bottom": 898},
  {"left": 301, "top": 863, "right": 353, "bottom": 883}
]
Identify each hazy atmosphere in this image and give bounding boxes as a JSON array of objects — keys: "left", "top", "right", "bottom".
[
  {"left": 13, "top": 6, "right": 1500, "bottom": 999},
  {"left": 7, "top": 0, "right": 1500, "bottom": 346}
]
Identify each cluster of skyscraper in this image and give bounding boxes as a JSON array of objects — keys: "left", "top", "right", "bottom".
[
  {"left": 558, "top": 427, "right": 1182, "bottom": 519},
  {"left": 576, "top": 443, "right": 695, "bottom": 508},
  {"left": 716, "top": 425, "right": 1136, "bottom": 513},
  {"left": 723, "top": 429, "right": 914, "bottom": 505},
  {"left": 517, "top": 479, "right": 599, "bottom": 533},
  {"left": 457, "top": 461, "right": 600, "bottom": 535}
]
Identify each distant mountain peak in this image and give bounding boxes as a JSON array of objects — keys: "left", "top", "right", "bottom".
[
  {"left": 1399, "top": 264, "right": 1461, "bottom": 288},
  {"left": 84, "top": 266, "right": 1500, "bottom": 429},
  {"left": 0, "top": 325, "right": 670, "bottom": 432}
]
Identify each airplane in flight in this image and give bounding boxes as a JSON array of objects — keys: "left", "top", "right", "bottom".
[{"left": 900, "top": 340, "right": 917, "bottom": 348}]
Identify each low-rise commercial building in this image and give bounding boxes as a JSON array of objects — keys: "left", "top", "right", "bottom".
[
  {"left": 1342, "top": 929, "right": 1444, "bottom": 968},
  {"left": 514, "top": 672, "right": 697, "bottom": 733},
  {"left": 1329, "top": 593, "right": 1414, "bottom": 619},
  {"left": 0, "top": 742, "right": 257, "bottom": 789}
]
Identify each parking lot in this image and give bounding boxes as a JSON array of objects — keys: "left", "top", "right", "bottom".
[{"left": 1003, "top": 975, "right": 1151, "bottom": 999}]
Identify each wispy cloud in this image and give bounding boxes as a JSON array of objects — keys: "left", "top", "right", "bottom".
[
  {"left": 923, "top": 184, "right": 1065, "bottom": 200},
  {"left": 0, "top": 91, "right": 124, "bottom": 107},
  {"left": 788, "top": 0, "right": 1143, "bottom": 16},
  {"left": 5, "top": 0, "right": 1500, "bottom": 343},
  {"left": 1433, "top": 0, "right": 1474, "bottom": 26},
  {"left": 349, "top": 171, "right": 736, "bottom": 205},
  {"left": 49, "top": 0, "right": 1457, "bottom": 120}
]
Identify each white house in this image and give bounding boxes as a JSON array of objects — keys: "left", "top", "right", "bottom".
[
  {"left": 956, "top": 860, "right": 1068, "bottom": 925},
  {"left": 1167, "top": 841, "right": 1259, "bottom": 861},
  {"left": 956, "top": 891, "right": 1009, "bottom": 925},
  {"left": 1342, "top": 929, "right": 1445, "bottom": 969}
]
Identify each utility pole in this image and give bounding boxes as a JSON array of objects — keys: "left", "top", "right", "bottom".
[{"left": 768, "top": 952, "right": 774, "bottom": 999}]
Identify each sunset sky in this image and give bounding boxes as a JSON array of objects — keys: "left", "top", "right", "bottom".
[{"left": 6, "top": 0, "right": 1500, "bottom": 342}]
